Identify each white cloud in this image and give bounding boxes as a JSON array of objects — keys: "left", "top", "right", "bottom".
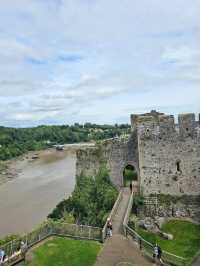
[
  {"left": 0, "top": 0, "right": 200, "bottom": 126},
  {"left": 162, "top": 46, "right": 200, "bottom": 67}
]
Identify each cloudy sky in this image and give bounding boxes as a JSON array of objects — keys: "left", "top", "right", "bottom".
[{"left": 0, "top": 0, "right": 200, "bottom": 127}]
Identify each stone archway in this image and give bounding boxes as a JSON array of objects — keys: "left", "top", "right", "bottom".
[{"left": 122, "top": 163, "right": 138, "bottom": 187}]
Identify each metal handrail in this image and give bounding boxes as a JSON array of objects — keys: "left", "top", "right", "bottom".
[
  {"left": 0, "top": 221, "right": 102, "bottom": 266},
  {"left": 122, "top": 192, "right": 188, "bottom": 266},
  {"left": 102, "top": 189, "right": 123, "bottom": 242}
]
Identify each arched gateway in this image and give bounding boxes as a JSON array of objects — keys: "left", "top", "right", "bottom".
[
  {"left": 123, "top": 164, "right": 138, "bottom": 187},
  {"left": 76, "top": 134, "right": 140, "bottom": 190}
]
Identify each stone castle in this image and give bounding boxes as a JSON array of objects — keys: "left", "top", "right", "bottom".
[{"left": 76, "top": 110, "right": 200, "bottom": 196}]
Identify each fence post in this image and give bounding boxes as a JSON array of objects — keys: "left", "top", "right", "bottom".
[
  {"left": 89, "top": 227, "right": 91, "bottom": 239},
  {"left": 26, "top": 235, "right": 28, "bottom": 247},
  {"left": 102, "top": 229, "right": 105, "bottom": 243},
  {"left": 11, "top": 240, "right": 13, "bottom": 256},
  {"left": 124, "top": 225, "right": 127, "bottom": 237}
]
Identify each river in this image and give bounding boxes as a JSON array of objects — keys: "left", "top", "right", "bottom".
[{"left": 0, "top": 148, "right": 77, "bottom": 238}]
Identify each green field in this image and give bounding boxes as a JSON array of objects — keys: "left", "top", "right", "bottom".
[
  {"left": 24, "top": 237, "right": 101, "bottom": 266},
  {"left": 137, "top": 220, "right": 200, "bottom": 261}
]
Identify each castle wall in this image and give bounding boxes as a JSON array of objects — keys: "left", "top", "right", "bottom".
[
  {"left": 139, "top": 195, "right": 200, "bottom": 222},
  {"left": 137, "top": 113, "right": 200, "bottom": 195},
  {"left": 76, "top": 133, "right": 139, "bottom": 188},
  {"left": 76, "top": 111, "right": 200, "bottom": 197}
]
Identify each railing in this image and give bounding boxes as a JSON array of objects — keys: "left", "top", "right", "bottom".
[
  {"left": 0, "top": 221, "right": 102, "bottom": 266},
  {"left": 123, "top": 192, "right": 188, "bottom": 266},
  {"left": 102, "top": 189, "right": 123, "bottom": 242},
  {"left": 123, "top": 190, "right": 134, "bottom": 236}
]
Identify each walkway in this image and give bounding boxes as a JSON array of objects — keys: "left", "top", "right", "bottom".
[
  {"left": 190, "top": 253, "right": 200, "bottom": 266},
  {"left": 94, "top": 188, "right": 152, "bottom": 266}
]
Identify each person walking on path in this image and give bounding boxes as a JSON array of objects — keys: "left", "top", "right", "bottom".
[
  {"left": 107, "top": 218, "right": 113, "bottom": 237},
  {"left": 153, "top": 243, "right": 159, "bottom": 264},
  {"left": 129, "top": 182, "right": 133, "bottom": 193},
  {"left": 157, "top": 245, "right": 163, "bottom": 265},
  {"left": 153, "top": 244, "right": 163, "bottom": 265}
]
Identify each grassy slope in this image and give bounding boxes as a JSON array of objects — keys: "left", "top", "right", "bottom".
[
  {"left": 138, "top": 220, "right": 200, "bottom": 260},
  {"left": 24, "top": 237, "right": 101, "bottom": 266}
]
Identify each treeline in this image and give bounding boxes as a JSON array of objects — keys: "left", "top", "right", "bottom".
[
  {"left": 48, "top": 166, "right": 118, "bottom": 227},
  {"left": 0, "top": 123, "right": 130, "bottom": 160}
]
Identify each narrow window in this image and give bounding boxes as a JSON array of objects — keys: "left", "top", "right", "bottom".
[{"left": 176, "top": 161, "right": 181, "bottom": 172}]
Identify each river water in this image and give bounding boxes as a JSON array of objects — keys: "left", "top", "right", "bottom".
[{"left": 0, "top": 149, "right": 76, "bottom": 238}]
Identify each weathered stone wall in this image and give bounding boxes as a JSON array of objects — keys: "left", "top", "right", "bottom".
[
  {"left": 139, "top": 195, "right": 200, "bottom": 222},
  {"left": 76, "top": 111, "right": 200, "bottom": 197},
  {"left": 76, "top": 133, "right": 139, "bottom": 188},
  {"left": 136, "top": 113, "right": 200, "bottom": 195}
]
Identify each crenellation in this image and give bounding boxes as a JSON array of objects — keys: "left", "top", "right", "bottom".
[
  {"left": 158, "top": 115, "right": 175, "bottom": 136},
  {"left": 178, "top": 113, "right": 196, "bottom": 138}
]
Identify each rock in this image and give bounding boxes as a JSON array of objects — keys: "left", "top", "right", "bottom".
[
  {"left": 138, "top": 217, "right": 154, "bottom": 230},
  {"left": 138, "top": 219, "right": 146, "bottom": 229},
  {"left": 155, "top": 217, "right": 166, "bottom": 229},
  {"left": 160, "top": 231, "right": 174, "bottom": 240}
]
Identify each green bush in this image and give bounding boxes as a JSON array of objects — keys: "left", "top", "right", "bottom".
[{"left": 48, "top": 165, "right": 118, "bottom": 227}]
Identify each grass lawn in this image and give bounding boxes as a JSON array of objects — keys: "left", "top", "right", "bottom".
[
  {"left": 24, "top": 237, "right": 102, "bottom": 266},
  {"left": 137, "top": 219, "right": 200, "bottom": 261}
]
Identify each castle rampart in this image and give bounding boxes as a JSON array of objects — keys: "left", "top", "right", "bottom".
[
  {"left": 76, "top": 133, "right": 139, "bottom": 188},
  {"left": 76, "top": 110, "right": 200, "bottom": 196}
]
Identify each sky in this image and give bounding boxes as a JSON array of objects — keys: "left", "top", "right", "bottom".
[{"left": 0, "top": 0, "right": 200, "bottom": 127}]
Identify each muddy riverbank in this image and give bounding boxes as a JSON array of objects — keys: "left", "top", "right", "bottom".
[
  {"left": 0, "top": 143, "right": 94, "bottom": 238},
  {"left": 0, "top": 143, "right": 94, "bottom": 186}
]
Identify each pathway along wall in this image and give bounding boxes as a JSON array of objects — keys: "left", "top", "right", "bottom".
[{"left": 76, "top": 133, "right": 139, "bottom": 188}]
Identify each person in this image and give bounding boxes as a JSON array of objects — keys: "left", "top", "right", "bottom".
[
  {"left": 107, "top": 218, "right": 113, "bottom": 237},
  {"left": 153, "top": 243, "right": 158, "bottom": 262},
  {"left": 20, "top": 241, "right": 27, "bottom": 256},
  {"left": 153, "top": 243, "right": 163, "bottom": 265},
  {"left": 129, "top": 182, "right": 133, "bottom": 193},
  {"left": 0, "top": 249, "right": 6, "bottom": 263},
  {"left": 157, "top": 245, "right": 163, "bottom": 265},
  {"left": 139, "top": 238, "right": 142, "bottom": 250}
]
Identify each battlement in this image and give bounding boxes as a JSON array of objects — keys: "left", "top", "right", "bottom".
[
  {"left": 158, "top": 115, "right": 175, "bottom": 134},
  {"left": 131, "top": 110, "right": 163, "bottom": 130},
  {"left": 130, "top": 110, "right": 199, "bottom": 138},
  {"left": 178, "top": 113, "right": 196, "bottom": 137}
]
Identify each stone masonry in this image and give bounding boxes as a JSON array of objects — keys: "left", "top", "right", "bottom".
[{"left": 76, "top": 110, "right": 200, "bottom": 196}]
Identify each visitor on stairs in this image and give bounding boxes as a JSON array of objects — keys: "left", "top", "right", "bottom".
[
  {"left": 107, "top": 218, "right": 113, "bottom": 237},
  {"left": 157, "top": 244, "right": 163, "bottom": 265},
  {"left": 153, "top": 243, "right": 163, "bottom": 265}
]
